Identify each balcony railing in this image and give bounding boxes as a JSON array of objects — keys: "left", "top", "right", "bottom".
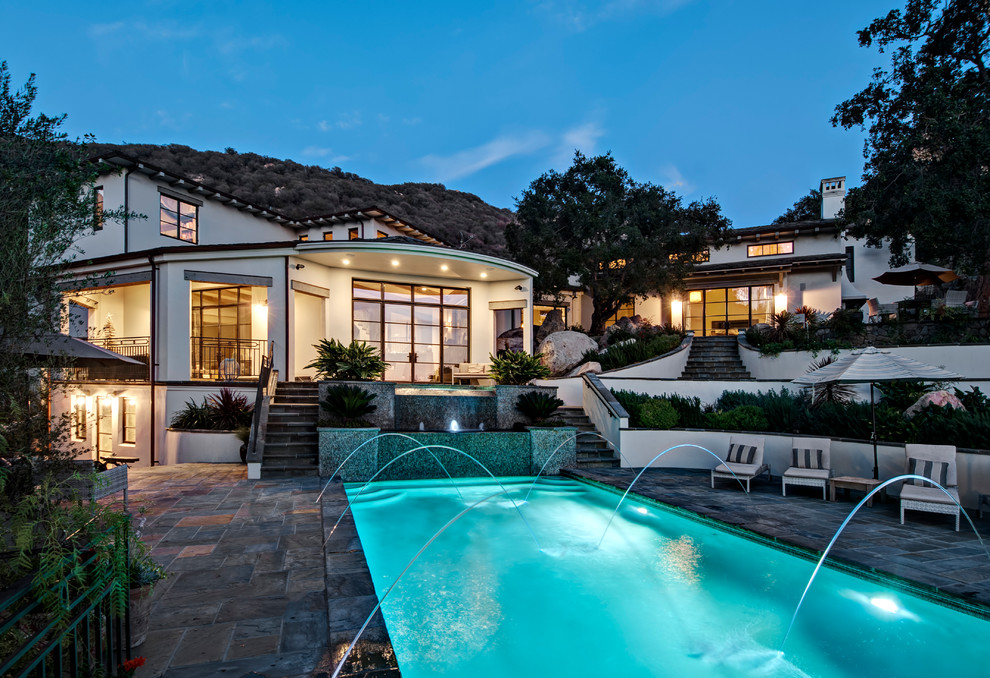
[
  {"left": 190, "top": 337, "right": 266, "bottom": 380},
  {"left": 61, "top": 336, "right": 151, "bottom": 382}
]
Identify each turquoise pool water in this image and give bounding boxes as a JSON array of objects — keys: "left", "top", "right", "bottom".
[{"left": 347, "top": 477, "right": 986, "bottom": 678}]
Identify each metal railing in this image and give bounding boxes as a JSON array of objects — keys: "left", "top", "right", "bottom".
[
  {"left": 61, "top": 337, "right": 151, "bottom": 382},
  {"left": 190, "top": 337, "right": 266, "bottom": 380},
  {"left": 246, "top": 343, "right": 277, "bottom": 464},
  {"left": 0, "top": 524, "right": 131, "bottom": 677}
]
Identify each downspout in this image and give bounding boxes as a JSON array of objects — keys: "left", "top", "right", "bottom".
[
  {"left": 284, "top": 256, "right": 290, "bottom": 379},
  {"left": 123, "top": 167, "right": 135, "bottom": 253},
  {"left": 148, "top": 255, "right": 158, "bottom": 466}
]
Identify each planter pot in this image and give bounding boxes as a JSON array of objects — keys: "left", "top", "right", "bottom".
[
  {"left": 129, "top": 584, "right": 153, "bottom": 648},
  {"left": 162, "top": 429, "right": 242, "bottom": 464}
]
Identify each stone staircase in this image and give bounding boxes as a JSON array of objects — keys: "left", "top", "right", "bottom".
[
  {"left": 261, "top": 382, "right": 320, "bottom": 478},
  {"left": 679, "top": 336, "right": 753, "bottom": 380},
  {"left": 556, "top": 407, "right": 620, "bottom": 469}
]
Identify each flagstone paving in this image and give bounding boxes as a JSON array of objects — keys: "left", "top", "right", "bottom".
[{"left": 125, "top": 464, "right": 394, "bottom": 678}]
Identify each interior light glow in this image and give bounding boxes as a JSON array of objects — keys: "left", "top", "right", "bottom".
[{"left": 688, "top": 290, "right": 702, "bottom": 303}]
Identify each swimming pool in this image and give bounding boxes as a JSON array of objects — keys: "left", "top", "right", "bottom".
[{"left": 347, "top": 477, "right": 986, "bottom": 678}]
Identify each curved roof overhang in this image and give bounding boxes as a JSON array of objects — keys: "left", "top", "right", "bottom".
[{"left": 293, "top": 241, "right": 537, "bottom": 282}]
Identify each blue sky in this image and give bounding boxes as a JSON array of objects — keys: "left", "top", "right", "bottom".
[{"left": 5, "top": 0, "right": 895, "bottom": 226}]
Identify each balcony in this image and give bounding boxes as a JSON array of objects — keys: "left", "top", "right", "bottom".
[
  {"left": 191, "top": 337, "right": 267, "bottom": 380},
  {"left": 60, "top": 336, "right": 151, "bottom": 382}
]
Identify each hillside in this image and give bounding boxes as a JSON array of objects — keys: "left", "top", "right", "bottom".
[{"left": 88, "top": 143, "right": 513, "bottom": 254}]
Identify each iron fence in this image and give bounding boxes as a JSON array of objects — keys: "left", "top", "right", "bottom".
[{"left": 0, "top": 524, "right": 131, "bottom": 677}]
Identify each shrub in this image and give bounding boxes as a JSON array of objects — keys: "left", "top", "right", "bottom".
[
  {"left": 515, "top": 391, "right": 564, "bottom": 422},
  {"left": 169, "top": 398, "right": 212, "bottom": 429},
  {"left": 306, "top": 338, "right": 388, "bottom": 380},
  {"left": 611, "top": 389, "right": 654, "bottom": 427},
  {"left": 639, "top": 399, "right": 679, "bottom": 429},
  {"left": 583, "top": 333, "right": 682, "bottom": 371},
  {"left": 489, "top": 351, "right": 551, "bottom": 385},
  {"left": 825, "top": 307, "right": 864, "bottom": 339},
  {"left": 707, "top": 405, "right": 768, "bottom": 431},
  {"left": 170, "top": 388, "right": 253, "bottom": 430},
  {"left": 321, "top": 385, "right": 377, "bottom": 425}
]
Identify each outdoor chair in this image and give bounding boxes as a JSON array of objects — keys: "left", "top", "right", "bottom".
[
  {"left": 781, "top": 437, "right": 832, "bottom": 500},
  {"left": 900, "top": 443, "right": 960, "bottom": 531},
  {"left": 711, "top": 434, "right": 769, "bottom": 493},
  {"left": 944, "top": 290, "right": 968, "bottom": 309},
  {"left": 866, "top": 298, "right": 897, "bottom": 323}
]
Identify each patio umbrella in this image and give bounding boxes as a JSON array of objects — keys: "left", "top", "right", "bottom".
[
  {"left": 791, "top": 346, "right": 962, "bottom": 479},
  {"left": 11, "top": 333, "right": 144, "bottom": 367},
  {"left": 873, "top": 262, "right": 959, "bottom": 288}
]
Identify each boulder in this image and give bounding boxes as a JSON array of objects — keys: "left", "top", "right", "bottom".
[
  {"left": 600, "top": 314, "right": 651, "bottom": 347},
  {"left": 496, "top": 327, "right": 524, "bottom": 353},
  {"left": 536, "top": 309, "right": 566, "bottom": 345},
  {"left": 538, "top": 330, "right": 599, "bottom": 376},
  {"left": 564, "top": 361, "right": 602, "bottom": 377}
]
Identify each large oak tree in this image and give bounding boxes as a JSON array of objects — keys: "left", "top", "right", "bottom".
[
  {"left": 506, "top": 152, "right": 730, "bottom": 335},
  {"left": 834, "top": 1, "right": 990, "bottom": 282}
]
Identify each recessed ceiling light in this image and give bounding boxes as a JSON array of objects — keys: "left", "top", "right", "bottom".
[
  {"left": 341, "top": 258, "right": 351, "bottom": 265},
  {"left": 391, "top": 259, "right": 400, "bottom": 267},
  {"left": 440, "top": 264, "right": 449, "bottom": 271},
  {"left": 480, "top": 272, "right": 488, "bottom": 278}
]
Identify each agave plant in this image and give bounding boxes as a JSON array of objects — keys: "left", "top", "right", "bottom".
[
  {"left": 515, "top": 391, "right": 564, "bottom": 422},
  {"left": 169, "top": 398, "right": 212, "bottom": 429},
  {"left": 321, "top": 384, "right": 377, "bottom": 425},
  {"left": 306, "top": 338, "right": 388, "bottom": 380}
]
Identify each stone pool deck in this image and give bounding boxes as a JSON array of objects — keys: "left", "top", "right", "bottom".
[
  {"left": 567, "top": 467, "right": 990, "bottom": 612},
  {"left": 127, "top": 464, "right": 990, "bottom": 677},
  {"left": 126, "top": 464, "right": 395, "bottom": 678}
]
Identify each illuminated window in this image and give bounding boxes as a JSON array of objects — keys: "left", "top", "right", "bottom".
[
  {"left": 160, "top": 194, "right": 198, "bottom": 243},
  {"left": 96, "top": 397, "right": 112, "bottom": 457},
  {"left": 299, "top": 234, "right": 309, "bottom": 241},
  {"left": 73, "top": 397, "right": 87, "bottom": 440},
  {"left": 377, "top": 230, "right": 388, "bottom": 239},
  {"left": 669, "top": 249, "right": 710, "bottom": 263},
  {"left": 94, "top": 186, "right": 104, "bottom": 231},
  {"left": 121, "top": 398, "right": 136, "bottom": 444},
  {"left": 322, "top": 232, "right": 333, "bottom": 241},
  {"left": 348, "top": 227, "right": 360, "bottom": 240},
  {"left": 747, "top": 241, "right": 794, "bottom": 257},
  {"left": 605, "top": 301, "right": 635, "bottom": 327}
]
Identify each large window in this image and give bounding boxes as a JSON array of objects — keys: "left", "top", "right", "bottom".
[
  {"left": 96, "top": 397, "right": 112, "bottom": 458},
  {"left": 605, "top": 301, "right": 635, "bottom": 328},
  {"left": 684, "top": 285, "right": 774, "bottom": 336},
  {"left": 73, "top": 396, "right": 87, "bottom": 440},
  {"left": 494, "top": 308, "right": 523, "bottom": 352},
  {"left": 353, "top": 280, "right": 469, "bottom": 382},
  {"left": 747, "top": 241, "right": 793, "bottom": 257},
  {"left": 160, "top": 194, "right": 198, "bottom": 243}
]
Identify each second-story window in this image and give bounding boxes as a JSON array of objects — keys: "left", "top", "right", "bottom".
[
  {"left": 160, "top": 194, "right": 198, "bottom": 243},
  {"left": 323, "top": 232, "right": 333, "bottom": 241},
  {"left": 348, "top": 227, "right": 360, "bottom": 240},
  {"left": 377, "top": 230, "right": 388, "bottom": 239},
  {"left": 747, "top": 241, "right": 793, "bottom": 258}
]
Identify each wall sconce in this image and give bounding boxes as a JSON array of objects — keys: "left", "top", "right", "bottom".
[
  {"left": 294, "top": 264, "right": 305, "bottom": 270},
  {"left": 774, "top": 293, "right": 788, "bottom": 313},
  {"left": 514, "top": 285, "right": 525, "bottom": 291}
]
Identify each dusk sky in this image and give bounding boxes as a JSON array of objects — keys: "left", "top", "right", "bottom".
[{"left": 6, "top": 0, "right": 895, "bottom": 227}]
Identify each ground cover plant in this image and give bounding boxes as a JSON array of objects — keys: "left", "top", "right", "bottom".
[{"left": 613, "top": 385, "right": 990, "bottom": 449}]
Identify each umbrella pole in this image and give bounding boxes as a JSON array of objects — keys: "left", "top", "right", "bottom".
[{"left": 870, "top": 382, "right": 879, "bottom": 480}]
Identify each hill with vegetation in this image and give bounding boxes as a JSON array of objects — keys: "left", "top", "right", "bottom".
[{"left": 88, "top": 143, "right": 513, "bottom": 254}]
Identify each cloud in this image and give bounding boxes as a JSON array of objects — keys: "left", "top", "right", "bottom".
[
  {"left": 301, "top": 147, "right": 351, "bottom": 164},
  {"left": 534, "top": 0, "right": 696, "bottom": 31},
  {"left": 553, "top": 122, "right": 605, "bottom": 166},
  {"left": 318, "top": 112, "right": 363, "bottom": 132},
  {"left": 659, "top": 163, "right": 695, "bottom": 193},
  {"left": 421, "top": 132, "right": 551, "bottom": 181}
]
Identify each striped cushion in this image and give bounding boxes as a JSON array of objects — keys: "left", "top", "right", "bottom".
[
  {"left": 908, "top": 458, "right": 949, "bottom": 487},
  {"left": 792, "top": 448, "right": 825, "bottom": 469},
  {"left": 726, "top": 443, "right": 757, "bottom": 464}
]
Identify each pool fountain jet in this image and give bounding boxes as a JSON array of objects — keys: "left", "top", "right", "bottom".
[
  {"left": 449, "top": 419, "right": 459, "bottom": 432},
  {"left": 780, "top": 473, "right": 990, "bottom": 653}
]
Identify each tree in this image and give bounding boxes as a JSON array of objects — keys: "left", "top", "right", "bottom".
[
  {"left": 0, "top": 61, "right": 117, "bottom": 473},
  {"left": 506, "top": 152, "right": 730, "bottom": 335},
  {"left": 773, "top": 188, "right": 822, "bottom": 224},
  {"left": 833, "top": 1, "right": 990, "bottom": 280}
]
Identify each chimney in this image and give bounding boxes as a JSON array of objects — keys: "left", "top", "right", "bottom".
[{"left": 820, "top": 176, "right": 846, "bottom": 219}]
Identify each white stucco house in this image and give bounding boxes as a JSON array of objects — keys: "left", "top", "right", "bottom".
[
  {"left": 56, "top": 154, "right": 536, "bottom": 467},
  {"left": 534, "top": 177, "right": 912, "bottom": 337}
]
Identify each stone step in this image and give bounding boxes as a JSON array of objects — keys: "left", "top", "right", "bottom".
[
  {"left": 261, "top": 464, "right": 319, "bottom": 478},
  {"left": 575, "top": 458, "right": 621, "bottom": 469},
  {"left": 266, "top": 431, "right": 318, "bottom": 442}
]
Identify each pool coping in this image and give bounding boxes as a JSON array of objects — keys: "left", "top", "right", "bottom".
[{"left": 565, "top": 470, "right": 990, "bottom": 621}]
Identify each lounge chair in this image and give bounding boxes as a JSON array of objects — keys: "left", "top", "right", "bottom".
[
  {"left": 900, "top": 443, "right": 960, "bottom": 531},
  {"left": 944, "top": 290, "right": 968, "bottom": 309},
  {"left": 711, "top": 434, "right": 769, "bottom": 493},
  {"left": 781, "top": 437, "right": 832, "bottom": 500},
  {"left": 866, "top": 298, "right": 897, "bottom": 323}
]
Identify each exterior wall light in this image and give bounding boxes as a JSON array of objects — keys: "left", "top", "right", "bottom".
[{"left": 774, "top": 293, "right": 788, "bottom": 313}]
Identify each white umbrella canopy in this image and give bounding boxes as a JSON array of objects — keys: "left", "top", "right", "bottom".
[
  {"left": 791, "top": 346, "right": 963, "bottom": 479},
  {"left": 791, "top": 346, "right": 962, "bottom": 386}
]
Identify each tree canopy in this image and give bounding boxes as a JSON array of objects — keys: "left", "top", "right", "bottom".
[
  {"left": 506, "top": 152, "right": 730, "bottom": 335},
  {"left": 833, "top": 0, "right": 990, "bottom": 274},
  {"left": 772, "top": 188, "right": 822, "bottom": 224}
]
